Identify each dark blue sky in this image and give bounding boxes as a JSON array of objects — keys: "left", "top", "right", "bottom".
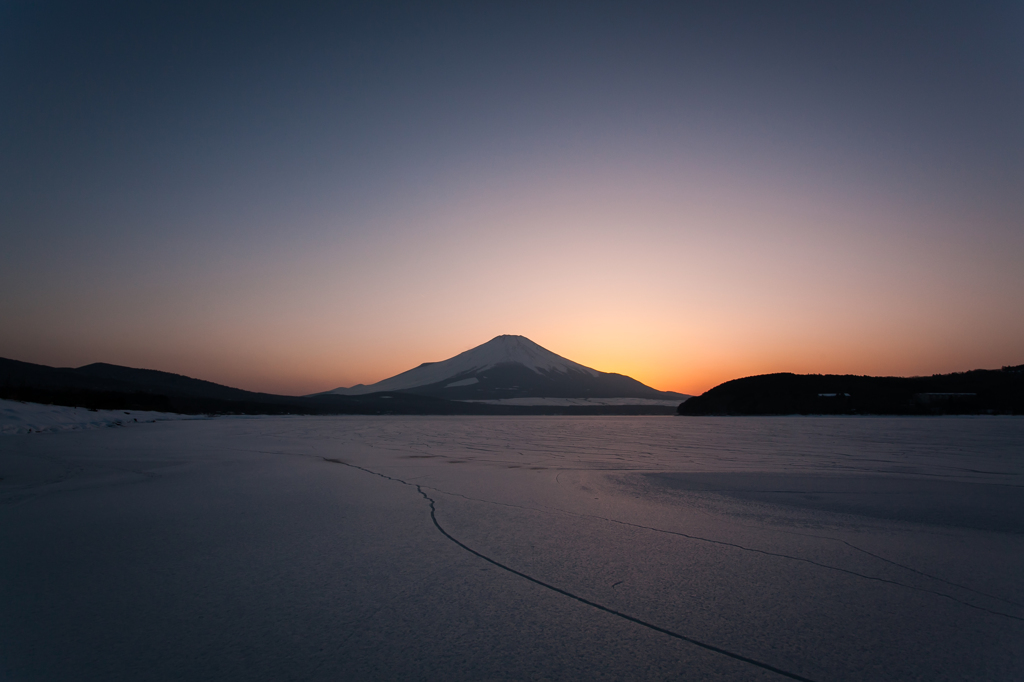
[{"left": 2, "top": 1, "right": 1022, "bottom": 393}]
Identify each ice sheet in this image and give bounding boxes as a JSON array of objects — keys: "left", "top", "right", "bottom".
[
  {"left": 0, "top": 398, "right": 203, "bottom": 435},
  {"left": 1, "top": 415, "right": 1022, "bottom": 681}
]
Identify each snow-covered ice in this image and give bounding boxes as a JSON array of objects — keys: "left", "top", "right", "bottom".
[
  {"left": 1, "top": 415, "right": 1022, "bottom": 681},
  {"left": 0, "top": 398, "right": 204, "bottom": 435}
]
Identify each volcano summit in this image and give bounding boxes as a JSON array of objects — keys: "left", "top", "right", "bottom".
[{"left": 322, "top": 335, "right": 686, "bottom": 405}]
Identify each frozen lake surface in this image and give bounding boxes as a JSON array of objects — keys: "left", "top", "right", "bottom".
[{"left": 2, "top": 416, "right": 1022, "bottom": 681}]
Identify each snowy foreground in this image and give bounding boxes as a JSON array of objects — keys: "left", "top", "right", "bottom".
[
  {"left": 2, "top": 416, "right": 1022, "bottom": 681},
  {"left": 0, "top": 398, "right": 204, "bottom": 435}
]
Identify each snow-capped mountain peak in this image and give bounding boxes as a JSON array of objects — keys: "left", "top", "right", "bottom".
[
  {"left": 448, "top": 334, "right": 600, "bottom": 377},
  {"left": 324, "top": 335, "right": 598, "bottom": 396},
  {"left": 320, "top": 334, "right": 685, "bottom": 403}
]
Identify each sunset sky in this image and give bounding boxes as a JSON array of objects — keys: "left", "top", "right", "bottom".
[{"left": 2, "top": 1, "right": 1022, "bottom": 396}]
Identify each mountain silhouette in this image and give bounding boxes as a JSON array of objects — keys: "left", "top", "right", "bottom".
[{"left": 322, "top": 335, "right": 686, "bottom": 403}]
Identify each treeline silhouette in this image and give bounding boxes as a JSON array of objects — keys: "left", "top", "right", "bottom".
[{"left": 677, "top": 366, "right": 1024, "bottom": 416}]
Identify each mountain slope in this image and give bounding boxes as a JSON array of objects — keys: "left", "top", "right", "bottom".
[
  {"left": 0, "top": 357, "right": 284, "bottom": 403},
  {"left": 323, "top": 335, "right": 686, "bottom": 402},
  {"left": 0, "top": 356, "right": 682, "bottom": 415}
]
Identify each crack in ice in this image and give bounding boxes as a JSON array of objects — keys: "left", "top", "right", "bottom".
[
  {"left": 322, "top": 457, "right": 820, "bottom": 682},
  {"left": 418, "top": 483, "right": 1024, "bottom": 620}
]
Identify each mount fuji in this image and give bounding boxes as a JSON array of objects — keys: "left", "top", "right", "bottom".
[{"left": 322, "top": 335, "right": 687, "bottom": 405}]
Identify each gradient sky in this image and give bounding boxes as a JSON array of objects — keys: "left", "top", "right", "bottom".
[{"left": 2, "top": 1, "right": 1023, "bottom": 396}]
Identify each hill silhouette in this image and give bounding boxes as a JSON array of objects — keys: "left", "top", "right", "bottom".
[{"left": 677, "top": 366, "right": 1024, "bottom": 416}]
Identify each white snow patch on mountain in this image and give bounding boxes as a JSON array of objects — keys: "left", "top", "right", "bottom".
[
  {"left": 461, "top": 397, "right": 685, "bottom": 407},
  {"left": 445, "top": 377, "right": 479, "bottom": 388}
]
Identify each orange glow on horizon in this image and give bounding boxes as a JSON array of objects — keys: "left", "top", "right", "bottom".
[{"left": 3, "top": 150, "right": 1021, "bottom": 397}]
